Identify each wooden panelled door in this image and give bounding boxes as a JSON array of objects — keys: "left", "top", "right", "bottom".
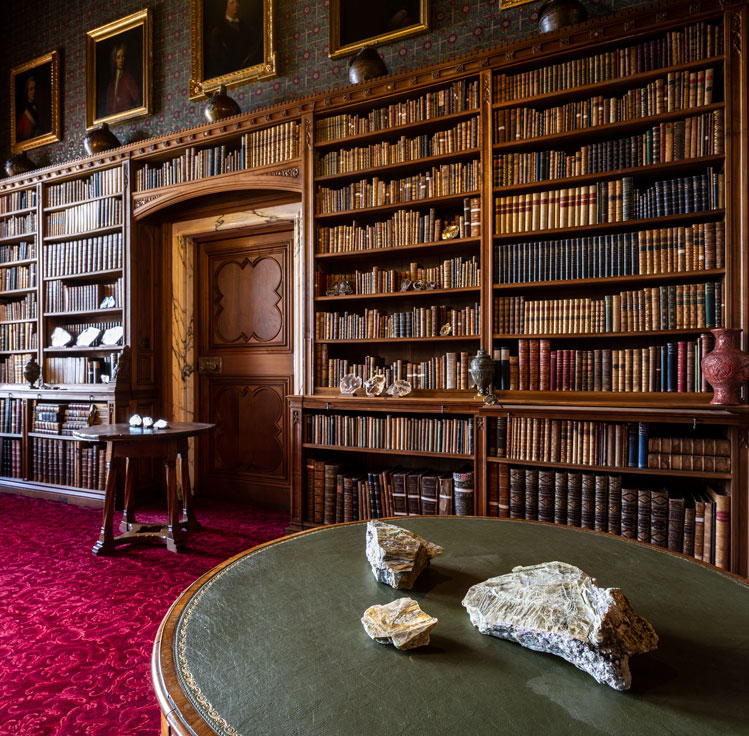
[{"left": 196, "top": 226, "right": 293, "bottom": 507}]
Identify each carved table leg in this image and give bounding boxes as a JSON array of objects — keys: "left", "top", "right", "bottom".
[
  {"left": 178, "top": 438, "right": 200, "bottom": 530},
  {"left": 165, "top": 454, "right": 185, "bottom": 553},
  {"left": 93, "top": 454, "right": 123, "bottom": 555},
  {"left": 119, "top": 457, "right": 137, "bottom": 532}
]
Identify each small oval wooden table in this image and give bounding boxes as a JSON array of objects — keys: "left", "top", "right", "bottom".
[
  {"left": 74, "top": 422, "right": 214, "bottom": 555},
  {"left": 152, "top": 518, "right": 749, "bottom": 736}
]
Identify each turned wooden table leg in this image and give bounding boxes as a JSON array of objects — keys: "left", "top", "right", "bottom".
[
  {"left": 119, "top": 457, "right": 137, "bottom": 532},
  {"left": 164, "top": 451, "right": 185, "bottom": 553},
  {"left": 93, "top": 454, "right": 123, "bottom": 556},
  {"left": 178, "top": 438, "right": 200, "bottom": 530}
]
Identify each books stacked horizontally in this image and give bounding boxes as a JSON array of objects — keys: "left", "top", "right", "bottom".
[
  {"left": 32, "top": 403, "right": 64, "bottom": 434},
  {"left": 305, "top": 461, "right": 474, "bottom": 523}
]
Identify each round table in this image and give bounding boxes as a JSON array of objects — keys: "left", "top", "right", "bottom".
[
  {"left": 74, "top": 422, "right": 214, "bottom": 555},
  {"left": 152, "top": 518, "right": 749, "bottom": 736}
]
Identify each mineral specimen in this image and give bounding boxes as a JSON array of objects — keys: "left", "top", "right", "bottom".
[
  {"left": 364, "top": 374, "right": 386, "bottom": 397},
  {"left": 366, "top": 520, "right": 444, "bottom": 589},
  {"left": 361, "top": 597, "right": 438, "bottom": 650},
  {"left": 386, "top": 378, "right": 412, "bottom": 397},
  {"left": 339, "top": 373, "right": 363, "bottom": 395},
  {"left": 461, "top": 561, "right": 658, "bottom": 690}
]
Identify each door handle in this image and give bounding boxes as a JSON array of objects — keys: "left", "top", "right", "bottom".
[{"left": 198, "top": 357, "right": 223, "bottom": 374}]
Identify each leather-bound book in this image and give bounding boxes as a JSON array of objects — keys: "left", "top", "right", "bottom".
[
  {"left": 323, "top": 462, "right": 341, "bottom": 525},
  {"left": 524, "top": 469, "right": 538, "bottom": 521},
  {"left": 607, "top": 475, "right": 622, "bottom": 535},
  {"left": 637, "top": 489, "right": 651, "bottom": 543},
  {"left": 335, "top": 473, "right": 345, "bottom": 523},
  {"left": 553, "top": 471, "right": 567, "bottom": 525},
  {"left": 621, "top": 488, "right": 637, "bottom": 539},
  {"left": 683, "top": 506, "right": 696, "bottom": 558},
  {"left": 420, "top": 472, "right": 439, "bottom": 516},
  {"left": 667, "top": 496, "right": 685, "bottom": 553},
  {"left": 498, "top": 464, "right": 510, "bottom": 519},
  {"left": 453, "top": 470, "right": 474, "bottom": 516},
  {"left": 580, "top": 473, "right": 595, "bottom": 529},
  {"left": 486, "top": 464, "right": 499, "bottom": 518},
  {"left": 391, "top": 470, "right": 408, "bottom": 516},
  {"left": 509, "top": 467, "right": 525, "bottom": 519},
  {"left": 566, "top": 472, "right": 581, "bottom": 527},
  {"left": 650, "top": 488, "right": 668, "bottom": 548},
  {"left": 593, "top": 474, "right": 609, "bottom": 532},
  {"left": 707, "top": 486, "right": 730, "bottom": 570},
  {"left": 313, "top": 459, "right": 325, "bottom": 524},
  {"left": 437, "top": 474, "right": 453, "bottom": 515},
  {"left": 537, "top": 470, "right": 554, "bottom": 523},
  {"left": 406, "top": 472, "right": 422, "bottom": 515}
]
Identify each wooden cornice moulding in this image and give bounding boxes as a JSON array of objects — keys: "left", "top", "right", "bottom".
[{"left": 132, "top": 163, "right": 303, "bottom": 219}]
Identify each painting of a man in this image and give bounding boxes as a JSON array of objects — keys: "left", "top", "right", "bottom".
[
  {"left": 204, "top": 0, "right": 263, "bottom": 80},
  {"left": 11, "top": 53, "right": 58, "bottom": 153},
  {"left": 104, "top": 42, "right": 142, "bottom": 117}
]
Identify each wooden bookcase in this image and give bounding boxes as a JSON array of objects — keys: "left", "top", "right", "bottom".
[{"left": 0, "top": 0, "right": 746, "bottom": 573}]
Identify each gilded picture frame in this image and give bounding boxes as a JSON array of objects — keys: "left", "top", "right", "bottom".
[
  {"left": 329, "top": 0, "right": 430, "bottom": 59},
  {"left": 10, "top": 50, "right": 61, "bottom": 154},
  {"left": 189, "top": 0, "right": 277, "bottom": 101},
  {"left": 499, "top": 0, "right": 536, "bottom": 9},
  {"left": 85, "top": 9, "right": 152, "bottom": 130}
]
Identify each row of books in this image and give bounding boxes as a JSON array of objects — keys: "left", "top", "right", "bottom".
[
  {"left": 495, "top": 68, "right": 716, "bottom": 144},
  {"left": 0, "top": 397, "right": 23, "bottom": 434},
  {"left": 45, "top": 198, "right": 122, "bottom": 237},
  {"left": 306, "top": 461, "right": 475, "bottom": 524},
  {"left": 493, "top": 416, "right": 729, "bottom": 471},
  {"left": 493, "top": 171, "right": 723, "bottom": 234},
  {"left": 305, "top": 413, "right": 473, "bottom": 456},
  {"left": 320, "top": 256, "right": 480, "bottom": 296},
  {"left": 487, "top": 465, "right": 730, "bottom": 569},
  {"left": 315, "top": 80, "right": 479, "bottom": 142},
  {"left": 44, "top": 357, "right": 116, "bottom": 384},
  {"left": 134, "top": 122, "right": 300, "bottom": 191},
  {"left": 317, "top": 348, "right": 477, "bottom": 391},
  {"left": 494, "top": 223, "right": 723, "bottom": 284},
  {"left": 0, "top": 323, "right": 36, "bottom": 352},
  {"left": 494, "top": 281, "right": 723, "bottom": 334},
  {"left": 493, "top": 111, "right": 723, "bottom": 187},
  {"left": 0, "top": 189, "right": 36, "bottom": 214},
  {"left": 315, "top": 303, "right": 480, "bottom": 340},
  {"left": 32, "top": 402, "right": 96, "bottom": 435},
  {"left": 46, "top": 168, "right": 121, "bottom": 208},
  {"left": 316, "top": 160, "right": 481, "bottom": 214},
  {"left": 30, "top": 437, "right": 107, "bottom": 490},
  {"left": 44, "top": 277, "right": 123, "bottom": 313},
  {"left": 0, "top": 240, "right": 36, "bottom": 264},
  {"left": 0, "top": 293, "right": 36, "bottom": 321},
  {"left": 316, "top": 117, "right": 479, "bottom": 177},
  {"left": 493, "top": 336, "right": 714, "bottom": 394},
  {"left": 0, "top": 438, "right": 21, "bottom": 478},
  {"left": 0, "top": 264, "right": 35, "bottom": 292},
  {"left": 0, "top": 353, "right": 33, "bottom": 383},
  {"left": 316, "top": 200, "right": 481, "bottom": 254},
  {"left": 42, "top": 233, "right": 123, "bottom": 277},
  {"left": 0, "top": 213, "right": 35, "bottom": 238},
  {"left": 493, "top": 22, "right": 722, "bottom": 101}
]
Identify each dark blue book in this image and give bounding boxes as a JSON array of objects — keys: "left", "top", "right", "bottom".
[
  {"left": 637, "top": 423, "right": 649, "bottom": 469},
  {"left": 627, "top": 423, "right": 638, "bottom": 467},
  {"left": 667, "top": 342, "right": 678, "bottom": 392},
  {"left": 660, "top": 345, "right": 668, "bottom": 392}
]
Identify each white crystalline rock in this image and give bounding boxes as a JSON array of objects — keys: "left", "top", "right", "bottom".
[
  {"left": 462, "top": 561, "right": 658, "bottom": 690},
  {"left": 365, "top": 520, "right": 444, "bottom": 589},
  {"left": 361, "top": 597, "right": 438, "bottom": 650}
]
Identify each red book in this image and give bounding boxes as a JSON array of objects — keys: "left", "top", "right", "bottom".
[
  {"left": 549, "top": 351, "right": 557, "bottom": 391},
  {"left": 539, "top": 339, "right": 551, "bottom": 391},
  {"left": 518, "top": 339, "right": 529, "bottom": 391},
  {"left": 529, "top": 339, "right": 539, "bottom": 391},
  {"left": 561, "top": 350, "right": 570, "bottom": 391},
  {"left": 677, "top": 341, "right": 687, "bottom": 392}
]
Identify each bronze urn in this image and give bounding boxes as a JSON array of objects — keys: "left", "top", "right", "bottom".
[
  {"left": 203, "top": 85, "right": 242, "bottom": 123},
  {"left": 348, "top": 46, "right": 388, "bottom": 84},
  {"left": 83, "top": 123, "right": 121, "bottom": 156},
  {"left": 4, "top": 151, "right": 35, "bottom": 177}
]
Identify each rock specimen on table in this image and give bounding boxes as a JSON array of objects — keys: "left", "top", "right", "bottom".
[
  {"left": 462, "top": 561, "right": 658, "bottom": 690},
  {"left": 366, "top": 520, "right": 444, "bottom": 589},
  {"left": 361, "top": 597, "right": 438, "bottom": 650}
]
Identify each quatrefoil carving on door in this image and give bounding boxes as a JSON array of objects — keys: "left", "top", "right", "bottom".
[{"left": 215, "top": 256, "right": 283, "bottom": 344}]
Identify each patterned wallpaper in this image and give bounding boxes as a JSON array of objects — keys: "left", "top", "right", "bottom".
[{"left": 0, "top": 0, "right": 655, "bottom": 168}]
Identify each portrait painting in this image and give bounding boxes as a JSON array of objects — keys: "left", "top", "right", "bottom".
[
  {"left": 329, "top": 0, "right": 430, "bottom": 59},
  {"left": 10, "top": 51, "right": 61, "bottom": 154},
  {"left": 86, "top": 9, "right": 152, "bottom": 129},
  {"left": 190, "top": 0, "right": 277, "bottom": 100}
]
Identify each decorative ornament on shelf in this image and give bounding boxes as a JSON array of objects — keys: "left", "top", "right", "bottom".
[
  {"left": 340, "top": 373, "right": 363, "bottom": 396},
  {"left": 153, "top": 419, "right": 169, "bottom": 430},
  {"left": 22, "top": 356, "right": 41, "bottom": 388},
  {"left": 538, "top": 0, "right": 588, "bottom": 33},
  {"left": 128, "top": 414, "right": 143, "bottom": 428},
  {"left": 469, "top": 348, "right": 496, "bottom": 401},
  {"left": 203, "top": 84, "right": 241, "bottom": 123},
  {"left": 441, "top": 224, "right": 460, "bottom": 240},
  {"left": 5, "top": 151, "right": 35, "bottom": 177},
  {"left": 386, "top": 379, "right": 412, "bottom": 398},
  {"left": 348, "top": 46, "right": 388, "bottom": 84},
  {"left": 364, "top": 374, "right": 386, "bottom": 397},
  {"left": 700, "top": 328, "right": 749, "bottom": 405},
  {"left": 142, "top": 416, "right": 154, "bottom": 429},
  {"left": 83, "top": 123, "right": 121, "bottom": 156}
]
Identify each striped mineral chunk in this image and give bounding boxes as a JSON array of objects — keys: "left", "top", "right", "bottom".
[
  {"left": 462, "top": 561, "right": 658, "bottom": 690},
  {"left": 361, "top": 598, "right": 438, "bottom": 650},
  {"left": 365, "top": 520, "right": 444, "bottom": 589}
]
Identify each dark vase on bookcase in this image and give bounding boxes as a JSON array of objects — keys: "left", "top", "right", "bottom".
[{"left": 701, "top": 328, "right": 749, "bottom": 405}]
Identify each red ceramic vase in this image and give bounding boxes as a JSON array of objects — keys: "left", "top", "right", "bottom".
[{"left": 700, "top": 328, "right": 749, "bottom": 405}]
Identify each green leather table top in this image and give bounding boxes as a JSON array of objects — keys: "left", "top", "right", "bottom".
[{"left": 170, "top": 519, "right": 749, "bottom": 735}]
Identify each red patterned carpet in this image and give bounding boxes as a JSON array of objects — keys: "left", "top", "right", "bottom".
[{"left": 0, "top": 493, "right": 289, "bottom": 736}]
